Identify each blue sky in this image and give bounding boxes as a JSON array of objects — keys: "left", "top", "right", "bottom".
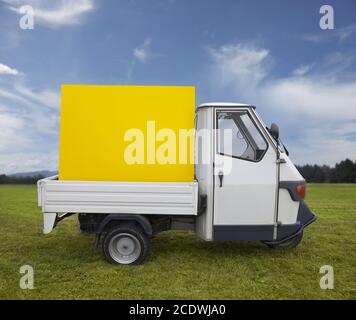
[{"left": 0, "top": 0, "right": 356, "bottom": 173}]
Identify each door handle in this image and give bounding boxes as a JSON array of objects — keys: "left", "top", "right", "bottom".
[{"left": 218, "top": 171, "right": 224, "bottom": 187}]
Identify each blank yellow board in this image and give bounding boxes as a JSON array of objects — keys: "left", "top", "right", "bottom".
[{"left": 59, "top": 85, "right": 195, "bottom": 182}]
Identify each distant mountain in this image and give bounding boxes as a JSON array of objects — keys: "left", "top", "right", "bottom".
[{"left": 10, "top": 170, "right": 58, "bottom": 178}]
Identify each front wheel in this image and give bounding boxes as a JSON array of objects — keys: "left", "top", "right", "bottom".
[
  {"left": 103, "top": 225, "right": 149, "bottom": 265},
  {"left": 263, "top": 231, "right": 303, "bottom": 249}
]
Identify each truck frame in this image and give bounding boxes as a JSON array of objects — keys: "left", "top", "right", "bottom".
[{"left": 38, "top": 103, "right": 316, "bottom": 265}]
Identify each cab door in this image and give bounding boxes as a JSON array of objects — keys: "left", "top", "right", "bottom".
[{"left": 213, "top": 108, "right": 277, "bottom": 241}]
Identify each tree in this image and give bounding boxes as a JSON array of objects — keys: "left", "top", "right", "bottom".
[
  {"left": 333, "top": 159, "right": 356, "bottom": 183},
  {"left": 296, "top": 159, "right": 356, "bottom": 183}
]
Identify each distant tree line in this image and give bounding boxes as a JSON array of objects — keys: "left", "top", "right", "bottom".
[
  {"left": 0, "top": 174, "right": 45, "bottom": 184},
  {"left": 296, "top": 158, "right": 356, "bottom": 183}
]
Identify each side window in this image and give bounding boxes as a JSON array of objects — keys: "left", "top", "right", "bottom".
[{"left": 217, "top": 111, "right": 267, "bottom": 161}]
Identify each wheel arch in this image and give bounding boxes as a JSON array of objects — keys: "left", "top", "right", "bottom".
[{"left": 96, "top": 214, "right": 153, "bottom": 236}]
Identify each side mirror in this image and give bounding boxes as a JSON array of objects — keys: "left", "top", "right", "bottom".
[{"left": 269, "top": 123, "right": 279, "bottom": 141}]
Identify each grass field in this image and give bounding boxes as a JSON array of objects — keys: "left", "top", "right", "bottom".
[{"left": 0, "top": 184, "right": 355, "bottom": 300}]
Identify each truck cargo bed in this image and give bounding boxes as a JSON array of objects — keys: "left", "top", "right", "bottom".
[{"left": 38, "top": 176, "right": 198, "bottom": 216}]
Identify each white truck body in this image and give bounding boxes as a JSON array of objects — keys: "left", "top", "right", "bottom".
[{"left": 38, "top": 177, "right": 198, "bottom": 233}]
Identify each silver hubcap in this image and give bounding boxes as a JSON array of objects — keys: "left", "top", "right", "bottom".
[{"left": 108, "top": 233, "right": 141, "bottom": 264}]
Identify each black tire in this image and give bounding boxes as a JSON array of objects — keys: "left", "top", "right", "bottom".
[
  {"left": 264, "top": 231, "right": 303, "bottom": 249},
  {"left": 103, "top": 224, "right": 149, "bottom": 265}
]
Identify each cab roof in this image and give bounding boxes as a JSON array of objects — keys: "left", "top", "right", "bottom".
[{"left": 197, "top": 102, "right": 255, "bottom": 109}]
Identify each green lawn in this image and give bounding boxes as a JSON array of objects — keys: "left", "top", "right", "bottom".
[{"left": 0, "top": 184, "right": 355, "bottom": 299}]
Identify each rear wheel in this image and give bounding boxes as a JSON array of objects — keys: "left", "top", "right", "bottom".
[
  {"left": 264, "top": 231, "right": 303, "bottom": 249},
  {"left": 103, "top": 224, "right": 149, "bottom": 265}
]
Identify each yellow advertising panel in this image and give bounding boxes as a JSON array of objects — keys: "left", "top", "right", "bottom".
[{"left": 59, "top": 85, "right": 195, "bottom": 182}]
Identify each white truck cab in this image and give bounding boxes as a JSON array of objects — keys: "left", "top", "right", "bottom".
[
  {"left": 194, "top": 103, "right": 315, "bottom": 243},
  {"left": 38, "top": 102, "right": 316, "bottom": 265}
]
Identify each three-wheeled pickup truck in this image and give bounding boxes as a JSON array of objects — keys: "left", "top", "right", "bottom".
[{"left": 38, "top": 85, "right": 316, "bottom": 265}]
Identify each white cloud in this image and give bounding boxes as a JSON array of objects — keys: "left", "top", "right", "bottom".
[
  {"left": 0, "top": 80, "right": 60, "bottom": 173},
  {"left": 300, "top": 34, "right": 325, "bottom": 43},
  {"left": 133, "top": 38, "right": 153, "bottom": 63},
  {"left": 128, "top": 38, "right": 161, "bottom": 80},
  {"left": 0, "top": 88, "right": 31, "bottom": 105},
  {"left": 292, "top": 64, "right": 310, "bottom": 77},
  {"left": 318, "top": 52, "right": 356, "bottom": 78},
  {"left": 208, "top": 42, "right": 356, "bottom": 165},
  {"left": 0, "top": 63, "right": 19, "bottom": 75},
  {"left": 301, "top": 23, "right": 356, "bottom": 43},
  {"left": 0, "top": 110, "right": 28, "bottom": 151},
  {"left": 0, "top": 84, "right": 60, "bottom": 110},
  {"left": 336, "top": 24, "right": 356, "bottom": 41},
  {"left": 290, "top": 136, "right": 356, "bottom": 166},
  {"left": 0, "top": 151, "right": 58, "bottom": 174},
  {"left": 261, "top": 77, "right": 356, "bottom": 120},
  {"left": 209, "top": 43, "right": 270, "bottom": 88},
  {"left": 14, "top": 84, "right": 60, "bottom": 109},
  {"left": 3, "top": 0, "right": 94, "bottom": 27}
]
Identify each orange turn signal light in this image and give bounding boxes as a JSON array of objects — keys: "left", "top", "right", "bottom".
[{"left": 296, "top": 184, "right": 306, "bottom": 199}]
